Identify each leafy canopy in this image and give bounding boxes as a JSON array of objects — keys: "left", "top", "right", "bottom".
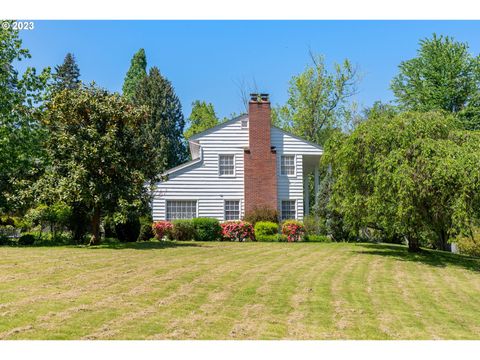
[{"left": 184, "top": 100, "right": 220, "bottom": 139}]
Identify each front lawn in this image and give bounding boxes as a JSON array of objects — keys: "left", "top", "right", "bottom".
[{"left": 0, "top": 242, "right": 479, "bottom": 339}]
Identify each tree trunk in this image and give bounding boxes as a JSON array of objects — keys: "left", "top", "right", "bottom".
[
  {"left": 408, "top": 236, "right": 420, "bottom": 252},
  {"left": 437, "top": 228, "right": 451, "bottom": 252},
  {"left": 89, "top": 207, "right": 101, "bottom": 246}
]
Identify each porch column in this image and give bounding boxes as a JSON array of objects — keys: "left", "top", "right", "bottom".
[
  {"left": 314, "top": 165, "right": 319, "bottom": 210},
  {"left": 304, "top": 173, "right": 310, "bottom": 216}
]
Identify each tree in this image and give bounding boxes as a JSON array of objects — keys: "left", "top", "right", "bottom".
[
  {"left": 52, "top": 53, "right": 81, "bottom": 92},
  {"left": 324, "top": 111, "right": 480, "bottom": 252},
  {"left": 133, "top": 66, "right": 187, "bottom": 177},
  {"left": 274, "top": 52, "right": 360, "bottom": 146},
  {"left": 35, "top": 84, "right": 154, "bottom": 245},
  {"left": 391, "top": 34, "right": 480, "bottom": 116},
  {"left": 122, "top": 48, "right": 147, "bottom": 101},
  {"left": 0, "top": 22, "right": 50, "bottom": 214},
  {"left": 184, "top": 100, "right": 220, "bottom": 139}
]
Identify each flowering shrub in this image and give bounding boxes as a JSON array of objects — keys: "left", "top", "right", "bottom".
[
  {"left": 152, "top": 221, "right": 173, "bottom": 240},
  {"left": 221, "top": 221, "right": 255, "bottom": 242},
  {"left": 281, "top": 220, "right": 305, "bottom": 242}
]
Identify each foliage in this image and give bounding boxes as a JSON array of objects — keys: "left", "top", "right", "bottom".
[
  {"left": 171, "top": 219, "right": 196, "bottom": 241},
  {"left": 273, "top": 52, "right": 360, "bottom": 146},
  {"left": 152, "top": 220, "right": 173, "bottom": 240},
  {"left": 18, "top": 234, "right": 36, "bottom": 246},
  {"left": 244, "top": 206, "right": 279, "bottom": 225},
  {"left": 455, "top": 228, "right": 480, "bottom": 258},
  {"left": 254, "top": 221, "right": 278, "bottom": 236},
  {"left": 115, "top": 216, "right": 141, "bottom": 242},
  {"left": 391, "top": 34, "right": 480, "bottom": 130},
  {"left": 34, "top": 84, "right": 153, "bottom": 245},
  {"left": 51, "top": 53, "right": 80, "bottom": 92},
  {"left": 304, "top": 234, "right": 331, "bottom": 243},
  {"left": 122, "top": 48, "right": 147, "bottom": 101},
  {"left": 0, "top": 22, "right": 50, "bottom": 213},
  {"left": 25, "top": 203, "right": 72, "bottom": 239},
  {"left": 184, "top": 100, "right": 220, "bottom": 139},
  {"left": 221, "top": 221, "right": 255, "bottom": 242},
  {"left": 303, "top": 215, "right": 327, "bottom": 236},
  {"left": 137, "top": 223, "right": 154, "bottom": 242},
  {"left": 132, "top": 66, "right": 188, "bottom": 178},
  {"left": 282, "top": 220, "right": 306, "bottom": 242},
  {"left": 324, "top": 110, "right": 480, "bottom": 252},
  {"left": 255, "top": 234, "right": 287, "bottom": 242},
  {"left": 191, "top": 218, "right": 222, "bottom": 241}
]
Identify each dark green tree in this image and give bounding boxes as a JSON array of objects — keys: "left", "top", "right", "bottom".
[
  {"left": 35, "top": 84, "right": 154, "bottom": 245},
  {"left": 52, "top": 53, "right": 81, "bottom": 92},
  {"left": 133, "top": 66, "right": 188, "bottom": 178},
  {"left": 391, "top": 34, "right": 480, "bottom": 117},
  {"left": 184, "top": 100, "right": 220, "bottom": 139},
  {"left": 122, "top": 48, "right": 147, "bottom": 101},
  {"left": 0, "top": 22, "right": 50, "bottom": 214}
]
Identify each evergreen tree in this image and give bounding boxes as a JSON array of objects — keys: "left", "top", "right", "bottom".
[
  {"left": 133, "top": 66, "right": 187, "bottom": 180},
  {"left": 122, "top": 48, "right": 147, "bottom": 101},
  {"left": 52, "top": 53, "right": 81, "bottom": 92},
  {"left": 184, "top": 100, "right": 220, "bottom": 139}
]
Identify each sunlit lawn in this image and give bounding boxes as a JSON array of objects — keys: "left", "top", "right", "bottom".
[{"left": 0, "top": 241, "right": 479, "bottom": 339}]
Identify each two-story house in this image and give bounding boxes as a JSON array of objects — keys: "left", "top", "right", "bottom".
[{"left": 152, "top": 93, "right": 323, "bottom": 222}]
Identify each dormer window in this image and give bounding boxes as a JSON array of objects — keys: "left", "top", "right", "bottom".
[
  {"left": 241, "top": 119, "right": 248, "bottom": 129},
  {"left": 219, "top": 154, "right": 235, "bottom": 176}
]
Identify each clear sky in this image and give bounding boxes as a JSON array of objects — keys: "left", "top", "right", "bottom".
[{"left": 17, "top": 20, "right": 480, "bottom": 119}]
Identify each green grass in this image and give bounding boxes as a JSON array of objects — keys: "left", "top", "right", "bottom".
[{"left": 0, "top": 241, "right": 479, "bottom": 339}]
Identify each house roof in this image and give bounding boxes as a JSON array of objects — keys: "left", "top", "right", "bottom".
[
  {"left": 187, "top": 114, "right": 248, "bottom": 141},
  {"left": 271, "top": 125, "right": 324, "bottom": 152}
]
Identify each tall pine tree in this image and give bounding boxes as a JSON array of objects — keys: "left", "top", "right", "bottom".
[
  {"left": 133, "top": 67, "right": 187, "bottom": 180},
  {"left": 123, "top": 48, "right": 147, "bottom": 101},
  {"left": 52, "top": 53, "right": 80, "bottom": 92}
]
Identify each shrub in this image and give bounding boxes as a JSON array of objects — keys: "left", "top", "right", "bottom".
[
  {"left": 456, "top": 231, "right": 480, "bottom": 257},
  {"left": 137, "top": 223, "right": 154, "bottom": 242},
  {"left": 0, "top": 234, "right": 11, "bottom": 246},
  {"left": 18, "top": 234, "right": 36, "bottom": 246},
  {"left": 152, "top": 221, "right": 173, "bottom": 240},
  {"left": 244, "top": 206, "right": 279, "bottom": 225},
  {"left": 115, "top": 216, "right": 141, "bottom": 242},
  {"left": 304, "top": 234, "right": 331, "bottom": 243},
  {"left": 256, "top": 234, "right": 287, "bottom": 242},
  {"left": 282, "top": 220, "right": 306, "bottom": 242},
  {"left": 254, "top": 221, "right": 279, "bottom": 236},
  {"left": 171, "top": 219, "right": 196, "bottom": 241},
  {"left": 192, "top": 218, "right": 222, "bottom": 241},
  {"left": 221, "top": 221, "right": 255, "bottom": 242},
  {"left": 303, "top": 215, "right": 327, "bottom": 236}
]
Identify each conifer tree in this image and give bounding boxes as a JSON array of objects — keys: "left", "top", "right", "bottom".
[
  {"left": 122, "top": 48, "right": 147, "bottom": 100},
  {"left": 52, "top": 53, "right": 80, "bottom": 92}
]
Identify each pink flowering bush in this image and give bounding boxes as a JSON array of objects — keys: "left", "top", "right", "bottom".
[
  {"left": 221, "top": 221, "right": 255, "bottom": 242},
  {"left": 281, "top": 220, "right": 305, "bottom": 242},
  {"left": 152, "top": 220, "right": 173, "bottom": 240}
]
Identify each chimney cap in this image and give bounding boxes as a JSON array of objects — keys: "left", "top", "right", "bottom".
[{"left": 250, "top": 93, "right": 269, "bottom": 102}]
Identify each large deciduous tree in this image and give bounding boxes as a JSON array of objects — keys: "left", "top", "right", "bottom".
[
  {"left": 184, "top": 100, "right": 220, "bottom": 139},
  {"left": 133, "top": 66, "right": 187, "bottom": 177},
  {"left": 36, "top": 84, "right": 153, "bottom": 245},
  {"left": 0, "top": 22, "right": 50, "bottom": 214},
  {"left": 122, "top": 48, "right": 147, "bottom": 101},
  {"left": 391, "top": 34, "right": 480, "bottom": 128},
  {"left": 324, "top": 111, "right": 480, "bottom": 252},
  {"left": 274, "top": 52, "right": 360, "bottom": 146}
]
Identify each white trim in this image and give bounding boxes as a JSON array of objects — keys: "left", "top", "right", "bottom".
[
  {"left": 218, "top": 153, "right": 236, "bottom": 178},
  {"left": 188, "top": 114, "right": 248, "bottom": 141}
]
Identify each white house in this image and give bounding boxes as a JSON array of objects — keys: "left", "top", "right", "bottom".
[{"left": 152, "top": 94, "right": 323, "bottom": 222}]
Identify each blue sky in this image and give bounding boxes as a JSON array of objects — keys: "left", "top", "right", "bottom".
[{"left": 18, "top": 20, "right": 480, "bottom": 119}]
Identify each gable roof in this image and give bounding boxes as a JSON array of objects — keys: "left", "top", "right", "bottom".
[
  {"left": 271, "top": 125, "right": 324, "bottom": 152},
  {"left": 187, "top": 114, "right": 248, "bottom": 141}
]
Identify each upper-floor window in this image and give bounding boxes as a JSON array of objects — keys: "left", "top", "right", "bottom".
[
  {"left": 219, "top": 154, "right": 235, "bottom": 176},
  {"left": 281, "top": 155, "right": 295, "bottom": 176},
  {"left": 166, "top": 200, "right": 197, "bottom": 220},
  {"left": 241, "top": 119, "right": 248, "bottom": 129}
]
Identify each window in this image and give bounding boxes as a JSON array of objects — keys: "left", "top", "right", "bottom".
[
  {"left": 166, "top": 200, "right": 197, "bottom": 220},
  {"left": 281, "top": 200, "right": 296, "bottom": 221},
  {"left": 281, "top": 155, "right": 295, "bottom": 176},
  {"left": 224, "top": 200, "right": 240, "bottom": 220},
  {"left": 241, "top": 119, "right": 248, "bottom": 129},
  {"left": 219, "top": 154, "right": 235, "bottom": 176}
]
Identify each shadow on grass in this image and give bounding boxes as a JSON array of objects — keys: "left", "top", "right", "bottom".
[
  {"left": 85, "top": 240, "right": 203, "bottom": 250},
  {"left": 354, "top": 243, "right": 480, "bottom": 273}
]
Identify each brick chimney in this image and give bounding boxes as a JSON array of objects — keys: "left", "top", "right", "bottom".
[{"left": 244, "top": 93, "right": 278, "bottom": 215}]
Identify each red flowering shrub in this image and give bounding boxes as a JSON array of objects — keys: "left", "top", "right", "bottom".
[
  {"left": 281, "top": 220, "right": 305, "bottom": 242},
  {"left": 221, "top": 221, "right": 255, "bottom": 242},
  {"left": 152, "top": 220, "right": 173, "bottom": 240}
]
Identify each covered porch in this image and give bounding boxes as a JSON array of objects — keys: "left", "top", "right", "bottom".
[{"left": 302, "top": 154, "right": 322, "bottom": 217}]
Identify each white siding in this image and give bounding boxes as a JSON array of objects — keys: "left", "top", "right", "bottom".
[
  {"left": 152, "top": 117, "right": 248, "bottom": 221},
  {"left": 271, "top": 127, "right": 323, "bottom": 221}
]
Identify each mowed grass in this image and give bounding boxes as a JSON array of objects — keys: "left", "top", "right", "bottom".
[{"left": 1, "top": 241, "right": 480, "bottom": 340}]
